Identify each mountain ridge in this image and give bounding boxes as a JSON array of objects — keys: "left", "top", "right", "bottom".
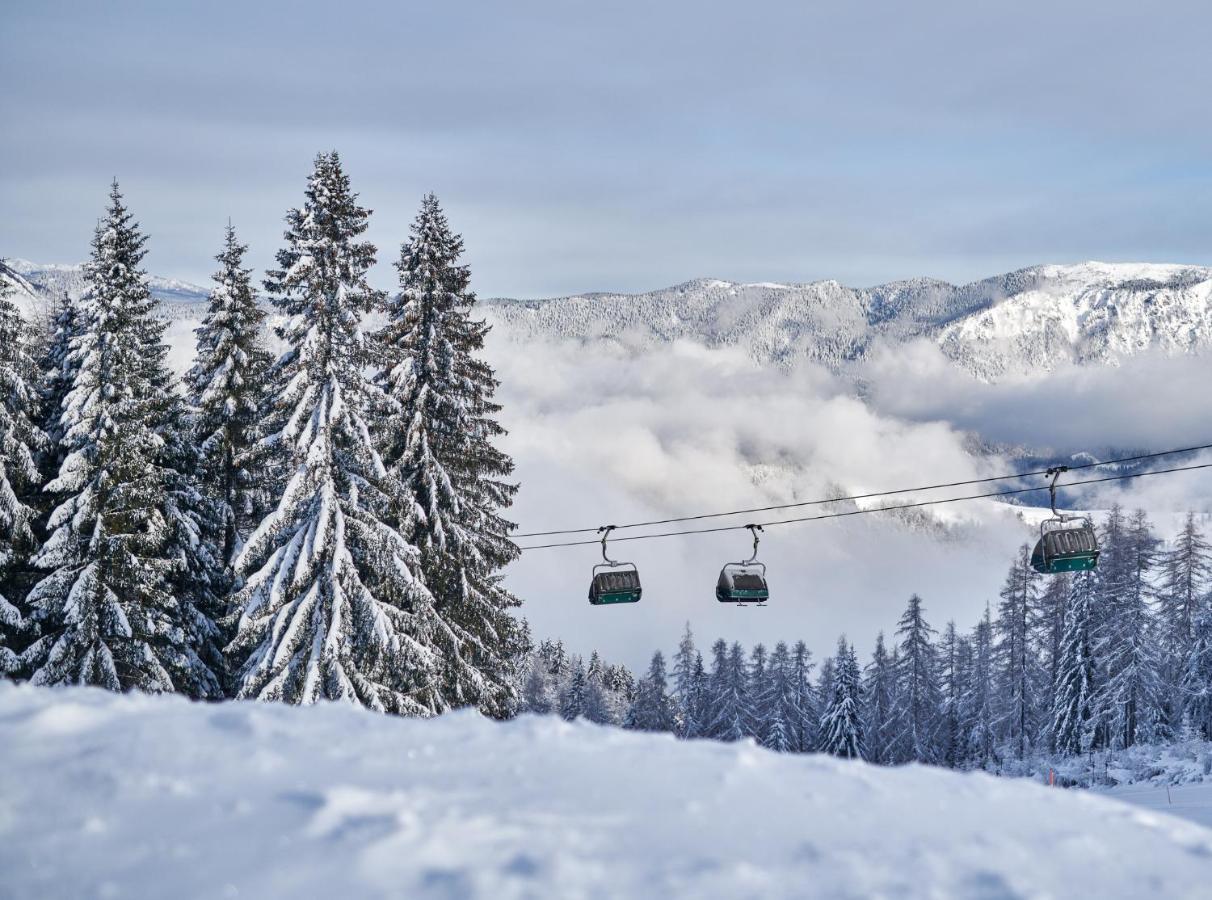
[{"left": 6, "top": 258, "right": 1211, "bottom": 381}]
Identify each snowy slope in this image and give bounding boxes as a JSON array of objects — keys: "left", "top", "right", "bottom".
[{"left": 3, "top": 685, "right": 1212, "bottom": 899}]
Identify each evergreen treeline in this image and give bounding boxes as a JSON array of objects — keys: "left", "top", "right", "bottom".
[
  {"left": 0, "top": 155, "right": 523, "bottom": 714},
  {"left": 522, "top": 507, "right": 1212, "bottom": 766}
]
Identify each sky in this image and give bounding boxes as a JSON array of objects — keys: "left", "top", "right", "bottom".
[{"left": 4, "top": 0, "right": 1212, "bottom": 298}]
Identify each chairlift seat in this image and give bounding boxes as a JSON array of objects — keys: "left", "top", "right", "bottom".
[
  {"left": 589, "top": 565, "right": 642, "bottom": 605},
  {"left": 716, "top": 563, "right": 769, "bottom": 603},
  {"left": 1031, "top": 519, "right": 1100, "bottom": 574}
]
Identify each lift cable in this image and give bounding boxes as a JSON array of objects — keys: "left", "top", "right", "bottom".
[
  {"left": 512, "top": 442, "right": 1212, "bottom": 539},
  {"left": 516, "top": 460, "right": 1212, "bottom": 551}
]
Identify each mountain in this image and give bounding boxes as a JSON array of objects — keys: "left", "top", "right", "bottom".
[
  {"left": 8, "top": 258, "right": 1212, "bottom": 383},
  {"left": 483, "top": 261, "right": 1212, "bottom": 381}
]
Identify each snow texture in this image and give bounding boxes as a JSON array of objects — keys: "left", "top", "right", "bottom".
[{"left": 2, "top": 683, "right": 1211, "bottom": 899}]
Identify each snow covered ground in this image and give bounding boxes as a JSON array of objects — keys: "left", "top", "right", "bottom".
[{"left": 3, "top": 685, "right": 1212, "bottom": 899}]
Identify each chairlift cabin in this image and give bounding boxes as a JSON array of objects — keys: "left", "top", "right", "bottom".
[
  {"left": 589, "top": 526, "right": 642, "bottom": 605},
  {"left": 1030, "top": 466, "right": 1100, "bottom": 575},
  {"left": 716, "top": 525, "right": 769, "bottom": 605}
]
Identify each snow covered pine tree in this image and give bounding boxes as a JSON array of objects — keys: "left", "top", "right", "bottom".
[
  {"left": 229, "top": 153, "right": 446, "bottom": 712},
  {"left": 0, "top": 271, "right": 45, "bottom": 674},
  {"left": 377, "top": 193, "right": 522, "bottom": 716},
  {"left": 187, "top": 224, "right": 272, "bottom": 570},
  {"left": 23, "top": 183, "right": 221, "bottom": 695}
]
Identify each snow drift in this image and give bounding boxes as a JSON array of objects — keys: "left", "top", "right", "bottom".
[{"left": 2, "top": 685, "right": 1211, "bottom": 899}]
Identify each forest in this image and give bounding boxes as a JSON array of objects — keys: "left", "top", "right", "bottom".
[{"left": 2, "top": 151, "right": 1211, "bottom": 777}]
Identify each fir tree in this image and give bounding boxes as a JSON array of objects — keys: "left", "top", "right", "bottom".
[
  {"left": 24, "top": 183, "right": 220, "bottom": 696},
  {"left": 1157, "top": 513, "right": 1212, "bottom": 727},
  {"left": 759, "top": 641, "right": 795, "bottom": 752},
  {"left": 819, "top": 637, "right": 864, "bottom": 759},
  {"left": 995, "top": 546, "right": 1041, "bottom": 758},
  {"left": 863, "top": 631, "right": 897, "bottom": 764},
  {"left": 186, "top": 224, "right": 272, "bottom": 568},
  {"left": 963, "top": 606, "right": 997, "bottom": 765},
  {"left": 625, "top": 651, "right": 676, "bottom": 732},
  {"left": 1099, "top": 509, "right": 1164, "bottom": 746},
  {"left": 789, "top": 640, "right": 816, "bottom": 751},
  {"left": 560, "top": 657, "right": 587, "bottom": 720},
  {"left": 1051, "top": 571, "right": 1099, "bottom": 756},
  {"left": 1182, "top": 597, "right": 1212, "bottom": 740},
  {"left": 0, "top": 273, "right": 45, "bottom": 673},
  {"left": 671, "top": 621, "right": 699, "bottom": 736},
  {"left": 893, "top": 594, "right": 941, "bottom": 763},
  {"left": 229, "top": 153, "right": 443, "bottom": 712},
  {"left": 377, "top": 193, "right": 522, "bottom": 716}
]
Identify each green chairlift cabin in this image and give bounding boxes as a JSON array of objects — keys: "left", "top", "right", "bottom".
[
  {"left": 1030, "top": 466, "right": 1100, "bottom": 575},
  {"left": 589, "top": 526, "right": 642, "bottom": 605},
  {"left": 716, "top": 524, "right": 769, "bottom": 606}
]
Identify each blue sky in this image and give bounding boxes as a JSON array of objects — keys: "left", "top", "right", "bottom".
[{"left": 3, "top": 0, "right": 1210, "bottom": 296}]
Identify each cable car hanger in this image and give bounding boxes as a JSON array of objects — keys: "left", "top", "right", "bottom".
[
  {"left": 1030, "top": 466, "right": 1100, "bottom": 575},
  {"left": 716, "top": 524, "right": 770, "bottom": 607},
  {"left": 587, "top": 525, "right": 643, "bottom": 606}
]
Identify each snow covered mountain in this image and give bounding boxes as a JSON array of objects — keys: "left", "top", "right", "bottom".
[
  {"left": 483, "top": 261, "right": 1212, "bottom": 380},
  {"left": 8, "top": 257, "right": 1212, "bottom": 383},
  {"left": 4, "top": 683, "right": 1211, "bottom": 899}
]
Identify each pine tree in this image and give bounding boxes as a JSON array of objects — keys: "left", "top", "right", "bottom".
[
  {"left": 671, "top": 621, "right": 699, "bottom": 736},
  {"left": 995, "top": 545, "right": 1042, "bottom": 758},
  {"left": 36, "top": 290, "right": 80, "bottom": 474},
  {"left": 863, "top": 631, "right": 897, "bottom": 764},
  {"left": 186, "top": 224, "right": 272, "bottom": 568},
  {"left": 819, "top": 637, "right": 864, "bottom": 759},
  {"left": 229, "top": 153, "right": 443, "bottom": 712},
  {"left": 759, "top": 641, "right": 795, "bottom": 752},
  {"left": 789, "top": 640, "right": 816, "bottom": 751},
  {"left": 705, "top": 639, "right": 751, "bottom": 741},
  {"left": 938, "top": 621, "right": 964, "bottom": 767},
  {"left": 747, "top": 643, "right": 770, "bottom": 738},
  {"left": 23, "top": 183, "right": 220, "bottom": 696},
  {"left": 963, "top": 606, "right": 997, "bottom": 765},
  {"left": 625, "top": 651, "right": 677, "bottom": 732},
  {"left": 377, "top": 193, "right": 522, "bottom": 716},
  {"left": 893, "top": 594, "right": 941, "bottom": 763},
  {"left": 1182, "top": 597, "right": 1212, "bottom": 740},
  {"left": 1051, "top": 571, "right": 1099, "bottom": 756},
  {"left": 1157, "top": 513, "right": 1212, "bottom": 728},
  {"left": 0, "top": 273, "right": 45, "bottom": 674},
  {"left": 1099, "top": 510, "right": 1165, "bottom": 746},
  {"left": 561, "top": 657, "right": 587, "bottom": 720}
]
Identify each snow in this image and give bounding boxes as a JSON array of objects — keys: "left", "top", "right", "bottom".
[{"left": 3, "top": 684, "right": 1212, "bottom": 899}]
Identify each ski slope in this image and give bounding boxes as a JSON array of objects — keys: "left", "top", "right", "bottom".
[{"left": 2, "top": 686, "right": 1212, "bottom": 898}]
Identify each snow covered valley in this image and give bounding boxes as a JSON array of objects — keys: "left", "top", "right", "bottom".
[{"left": 2, "top": 684, "right": 1211, "bottom": 899}]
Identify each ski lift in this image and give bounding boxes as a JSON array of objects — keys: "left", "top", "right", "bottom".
[
  {"left": 716, "top": 524, "right": 769, "bottom": 606},
  {"left": 588, "top": 526, "right": 642, "bottom": 605},
  {"left": 1030, "top": 466, "right": 1100, "bottom": 575}
]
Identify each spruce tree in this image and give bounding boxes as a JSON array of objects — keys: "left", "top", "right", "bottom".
[
  {"left": 819, "top": 637, "right": 864, "bottom": 759},
  {"left": 1158, "top": 513, "right": 1212, "bottom": 727},
  {"left": 187, "top": 224, "right": 272, "bottom": 568},
  {"left": 36, "top": 290, "right": 81, "bottom": 482},
  {"left": 625, "top": 651, "right": 677, "bottom": 732},
  {"left": 789, "top": 640, "right": 816, "bottom": 751},
  {"left": 995, "top": 546, "right": 1042, "bottom": 758},
  {"left": 378, "top": 193, "right": 522, "bottom": 716},
  {"left": 863, "top": 631, "right": 896, "bottom": 764},
  {"left": 1099, "top": 509, "right": 1164, "bottom": 746},
  {"left": 229, "top": 153, "right": 443, "bottom": 712},
  {"left": 24, "top": 183, "right": 220, "bottom": 695},
  {"left": 0, "top": 274, "right": 44, "bottom": 674},
  {"left": 759, "top": 641, "right": 795, "bottom": 752},
  {"left": 893, "top": 594, "right": 941, "bottom": 763},
  {"left": 1182, "top": 598, "right": 1212, "bottom": 739},
  {"left": 1051, "top": 571, "right": 1099, "bottom": 756}
]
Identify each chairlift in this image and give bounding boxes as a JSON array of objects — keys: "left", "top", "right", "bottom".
[
  {"left": 588, "top": 526, "right": 642, "bottom": 605},
  {"left": 1030, "top": 466, "right": 1100, "bottom": 575},
  {"left": 716, "top": 524, "right": 769, "bottom": 606}
]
